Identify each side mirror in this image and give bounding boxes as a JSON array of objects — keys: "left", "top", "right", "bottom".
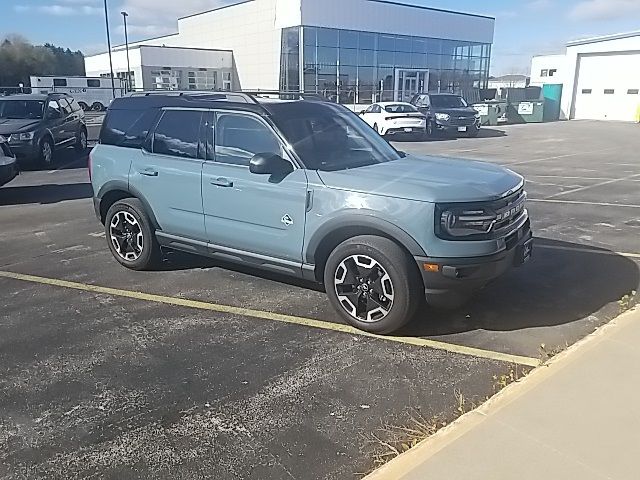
[
  {"left": 249, "top": 153, "right": 293, "bottom": 176},
  {"left": 397, "top": 150, "right": 407, "bottom": 158}
]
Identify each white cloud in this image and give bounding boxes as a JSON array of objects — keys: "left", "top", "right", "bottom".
[
  {"left": 14, "top": 3, "right": 101, "bottom": 16},
  {"left": 570, "top": 0, "right": 640, "bottom": 21},
  {"left": 117, "top": 0, "right": 236, "bottom": 40}
]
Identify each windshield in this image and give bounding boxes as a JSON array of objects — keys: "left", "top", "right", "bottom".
[
  {"left": 0, "top": 99, "right": 45, "bottom": 119},
  {"left": 430, "top": 95, "right": 468, "bottom": 109},
  {"left": 268, "top": 102, "right": 402, "bottom": 171},
  {"left": 384, "top": 104, "right": 417, "bottom": 113}
]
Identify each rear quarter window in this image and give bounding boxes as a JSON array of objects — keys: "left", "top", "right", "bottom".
[{"left": 100, "top": 108, "right": 160, "bottom": 148}]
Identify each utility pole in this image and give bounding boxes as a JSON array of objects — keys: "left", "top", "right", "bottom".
[
  {"left": 121, "top": 11, "right": 132, "bottom": 92},
  {"left": 103, "top": 0, "right": 116, "bottom": 98}
]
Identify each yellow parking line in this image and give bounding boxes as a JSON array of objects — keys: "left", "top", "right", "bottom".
[{"left": 0, "top": 270, "right": 539, "bottom": 367}]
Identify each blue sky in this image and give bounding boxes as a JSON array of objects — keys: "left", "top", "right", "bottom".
[{"left": 1, "top": 0, "right": 640, "bottom": 74}]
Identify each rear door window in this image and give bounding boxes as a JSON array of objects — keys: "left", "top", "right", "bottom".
[
  {"left": 151, "top": 110, "right": 202, "bottom": 159},
  {"left": 100, "top": 109, "right": 160, "bottom": 148}
]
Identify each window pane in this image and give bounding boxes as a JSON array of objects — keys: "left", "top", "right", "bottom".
[
  {"left": 87, "top": 79, "right": 101, "bottom": 88},
  {"left": 317, "top": 27, "right": 338, "bottom": 47},
  {"left": 215, "top": 114, "right": 281, "bottom": 166},
  {"left": 411, "top": 53, "right": 427, "bottom": 68},
  {"left": 318, "top": 47, "right": 338, "bottom": 66},
  {"left": 359, "top": 32, "right": 376, "bottom": 50},
  {"left": 395, "top": 51, "right": 411, "bottom": 67},
  {"left": 339, "top": 48, "right": 358, "bottom": 66},
  {"left": 153, "top": 110, "right": 201, "bottom": 159},
  {"left": 303, "top": 44, "right": 316, "bottom": 66},
  {"left": 471, "top": 44, "right": 483, "bottom": 57},
  {"left": 60, "top": 98, "right": 73, "bottom": 115},
  {"left": 339, "top": 30, "right": 358, "bottom": 48},
  {"left": 378, "top": 34, "right": 395, "bottom": 51},
  {"left": 396, "top": 36, "right": 412, "bottom": 52},
  {"left": 102, "top": 109, "right": 159, "bottom": 148},
  {"left": 427, "top": 54, "right": 442, "bottom": 70},
  {"left": 53, "top": 78, "right": 67, "bottom": 87},
  {"left": 427, "top": 38, "right": 443, "bottom": 54},
  {"left": 412, "top": 38, "right": 427, "bottom": 53},
  {"left": 378, "top": 50, "right": 394, "bottom": 67},
  {"left": 303, "top": 27, "right": 317, "bottom": 46},
  {"left": 358, "top": 49, "right": 375, "bottom": 66}
]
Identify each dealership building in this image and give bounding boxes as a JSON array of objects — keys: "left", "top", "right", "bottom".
[
  {"left": 85, "top": 0, "right": 495, "bottom": 103},
  {"left": 531, "top": 31, "right": 640, "bottom": 122}
]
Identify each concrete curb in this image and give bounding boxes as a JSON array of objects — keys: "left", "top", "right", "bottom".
[{"left": 363, "top": 305, "right": 640, "bottom": 480}]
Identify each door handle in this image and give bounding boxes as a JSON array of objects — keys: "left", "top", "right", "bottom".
[
  {"left": 210, "top": 177, "right": 233, "bottom": 187},
  {"left": 140, "top": 168, "right": 158, "bottom": 177}
]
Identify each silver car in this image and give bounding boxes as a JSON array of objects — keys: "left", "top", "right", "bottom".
[{"left": 0, "top": 135, "right": 18, "bottom": 187}]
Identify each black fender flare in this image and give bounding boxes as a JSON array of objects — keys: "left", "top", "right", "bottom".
[{"left": 96, "top": 180, "right": 161, "bottom": 229}]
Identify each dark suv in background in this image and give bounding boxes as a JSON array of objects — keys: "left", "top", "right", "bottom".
[
  {"left": 410, "top": 93, "right": 481, "bottom": 138},
  {"left": 0, "top": 93, "right": 87, "bottom": 165}
]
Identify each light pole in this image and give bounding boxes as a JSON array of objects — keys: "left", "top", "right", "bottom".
[
  {"left": 103, "top": 0, "right": 116, "bottom": 98},
  {"left": 121, "top": 11, "right": 132, "bottom": 92}
]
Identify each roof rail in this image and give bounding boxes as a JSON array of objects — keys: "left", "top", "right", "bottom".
[
  {"left": 127, "top": 90, "right": 259, "bottom": 104},
  {"left": 240, "top": 90, "right": 328, "bottom": 102}
]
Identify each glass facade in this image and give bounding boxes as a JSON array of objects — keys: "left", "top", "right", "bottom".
[{"left": 280, "top": 26, "right": 491, "bottom": 103}]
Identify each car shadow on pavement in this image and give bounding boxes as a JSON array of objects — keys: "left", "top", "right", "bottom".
[
  {"left": 0, "top": 182, "right": 93, "bottom": 205},
  {"left": 17, "top": 150, "right": 89, "bottom": 172},
  {"left": 402, "top": 238, "right": 639, "bottom": 336},
  {"left": 392, "top": 128, "right": 507, "bottom": 144}
]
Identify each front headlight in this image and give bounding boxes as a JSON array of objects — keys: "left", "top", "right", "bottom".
[
  {"left": 11, "top": 132, "right": 35, "bottom": 142},
  {"left": 435, "top": 113, "right": 450, "bottom": 121},
  {"left": 437, "top": 206, "right": 497, "bottom": 239}
]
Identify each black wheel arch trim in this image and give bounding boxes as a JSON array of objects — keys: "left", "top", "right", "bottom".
[
  {"left": 96, "top": 180, "right": 160, "bottom": 229},
  {"left": 304, "top": 215, "right": 427, "bottom": 265}
]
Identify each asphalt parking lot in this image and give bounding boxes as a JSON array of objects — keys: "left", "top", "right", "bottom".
[{"left": 1, "top": 120, "right": 639, "bottom": 479}]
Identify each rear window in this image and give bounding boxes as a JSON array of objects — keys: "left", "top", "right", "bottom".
[
  {"left": 100, "top": 108, "right": 160, "bottom": 148},
  {"left": 384, "top": 104, "right": 417, "bottom": 113}
]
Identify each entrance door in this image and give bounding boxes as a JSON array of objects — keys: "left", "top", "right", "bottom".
[{"left": 394, "top": 69, "right": 429, "bottom": 102}]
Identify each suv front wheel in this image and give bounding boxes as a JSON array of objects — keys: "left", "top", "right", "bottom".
[
  {"left": 324, "top": 235, "right": 423, "bottom": 334},
  {"left": 105, "top": 198, "right": 161, "bottom": 270}
]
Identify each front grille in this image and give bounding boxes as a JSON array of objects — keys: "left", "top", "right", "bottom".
[
  {"left": 489, "top": 188, "right": 527, "bottom": 234},
  {"left": 450, "top": 116, "right": 476, "bottom": 126}
]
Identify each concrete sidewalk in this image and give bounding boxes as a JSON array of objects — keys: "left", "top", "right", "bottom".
[{"left": 366, "top": 306, "right": 640, "bottom": 480}]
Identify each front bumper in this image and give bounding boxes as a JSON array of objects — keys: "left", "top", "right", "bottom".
[
  {"left": 0, "top": 157, "right": 19, "bottom": 186},
  {"left": 9, "top": 141, "right": 39, "bottom": 160},
  {"left": 434, "top": 118, "right": 480, "bottom": 133},
  {"left": 415, "top": 220, "right": 532, "bottom": 306}
]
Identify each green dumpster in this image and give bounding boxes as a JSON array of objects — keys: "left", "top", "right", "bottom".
[
  {"left": 472, "top": 101, "right": 507, "bottom": 126},
  {"left": 507, "top": 100, "right": 545, "bottom": 123},
  {"left": 542, "top": 84, "right": 563, "bottom": 122}
]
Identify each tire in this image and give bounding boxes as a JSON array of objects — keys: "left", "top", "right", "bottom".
[
  {"left": 104, "top": 198, "right": 161, "bottom": 271},
  {"left": 38, "top": 137, "right": 54, "bottom": 166},
  {"left": 324, "top": 235, "right": 423, "bottom": 334},
  {"left": 75, "top": 127, "right": 87, "bottom": 152},
  {"left": 91, "top": 102, "right": 104, "bottom": 112},
  {"left": 78, "top": 102, "right": 89, "bottom": 111}
]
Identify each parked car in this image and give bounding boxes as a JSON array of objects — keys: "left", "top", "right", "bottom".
[
  {"left": 0, "top": 135, "right": 18, "bottom": 187},
  {"left": 359, "top": 102, "right": 426, "bottom": 138},
  {"left": 91, "top": 92, "right": 532, "bottom": 334},
  {"left": 410, "top": 93, "right": 481, "bottom": 138},
  {"left": 0, "top": 93, "right": 87, "bottom": 165}
]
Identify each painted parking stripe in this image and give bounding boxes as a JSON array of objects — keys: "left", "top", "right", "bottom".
[{"left": 0, "top": 270, "right": 539, "bottom": 367}]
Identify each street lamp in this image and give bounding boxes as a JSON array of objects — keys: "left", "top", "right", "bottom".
[
  {"left": 103, "top": 0, "right": 116, "bottom": 98},
  {"left": 121, "top": 11, "right": 132, "bottom": 92}
]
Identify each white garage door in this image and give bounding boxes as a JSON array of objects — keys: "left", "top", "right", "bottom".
[{"left": 573, "top": 53, "right": 640, "bottom": 121}]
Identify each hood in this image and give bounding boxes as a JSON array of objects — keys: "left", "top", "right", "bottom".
[
  {"left": 0, "top": 118, "right": 41, "bottom": 134},
  {"left": 317, "top": 155, "right": 523, "bottom": 203}
]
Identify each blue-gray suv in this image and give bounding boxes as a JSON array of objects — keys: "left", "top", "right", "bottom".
[{"left": 91, "top": 92, "right": 532, "bottom": 334}]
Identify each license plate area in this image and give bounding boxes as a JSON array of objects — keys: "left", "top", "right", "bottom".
[
  {"left": 515, "top": 239, "right": 533, "bottom": 265},
  {"left": 404, "top": 128, "right": 413, "bottom": 132},
  {"left": 457, "top": 126, "right": 467, "bottom": 132}
]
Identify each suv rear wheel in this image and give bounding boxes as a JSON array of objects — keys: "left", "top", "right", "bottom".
[
  {"left": 38, "top": 137, "right": 54, "bottom": 165},
  {"left": 105, "top": 198, "right": 161, "bottom": 270},
  {"left": 324, "top": 235, "right": 423, "bottom": 334},
  {"left": 75, "top": 128, "right": 87, "bottom": 152}
]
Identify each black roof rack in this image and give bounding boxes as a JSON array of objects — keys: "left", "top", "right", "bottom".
[{"left": 128, "top": 90, "right": 259, "bottom": 104}]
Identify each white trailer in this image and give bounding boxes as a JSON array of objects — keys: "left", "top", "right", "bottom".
[{"left": 29, "top": 76, "right": 126, "bottom": 111}]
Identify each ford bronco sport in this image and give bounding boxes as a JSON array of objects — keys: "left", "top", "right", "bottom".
[{"left": 91, "top": 92, "right": 532, "bottom": 334}]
